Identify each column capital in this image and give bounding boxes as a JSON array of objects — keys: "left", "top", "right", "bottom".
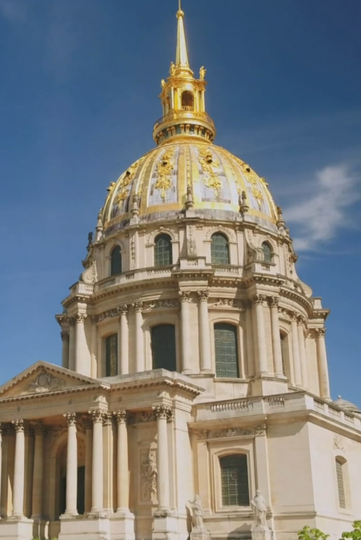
[
  {"left": 75, "top": 313, "right": 87, "bottom": 324},
  {"left": 253, "top": 294, "right": 266, "bottom": 306},
  {"left": 197, "top": 290, "right": 209, "bottom": 301},
  {"left": 297, "top": 315, "right": 307, "bottom": 327},
  {"left": 113, "top": 410, "right": 130, "bottom": 424},
  {"left": 119, "top": 304, "right": 129, "bottom": 315},
  {"left": 179, "top": 291, "right": 192, "bottom": 303},
  {"left": 152, "top": 405, "right": 174, "bottom": 421},
  {"left": 315, "top": 327, "right": 326, "bottom": 338},
  {"left": 64, "top": 412, "right": 77, "bottom": 426},
  {"left": 133, "top": 301, "right": 143, "bottom": 313},
  {"left": 12, "top": 419, "right": 25, "bottom": 433},
  {"left": 290, "top": 312, "right": 298, "bottom": 323},
  {"left": 269, "top": 296, "right": 280, "bottom": 308},
  {"left": 88, "top": 409, "right": 105, "bottom": 424}
]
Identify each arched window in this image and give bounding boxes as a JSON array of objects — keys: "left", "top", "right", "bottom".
[
  {"left": 111, "top": 246, "right": 122, "bottom": 276},
  {"left": 211, "top": 233, "right": 230, "bottom": 265},
  {"left": 220, "top": 454, "right": 249, "bottom": 507},
  {"left": 262, "top": 242, "right": 272, "bottom": 264},
  {"left": 280, "top": 332, "right": 289, "bottom": 377},
  {"left": 154, "top": 234, "right": 172, "bottom": 267},
  {"left": 181, "top": 91, "right": 194, "bottom": 110},
  {"left": 336, "top": 457, "right": 346, "bottom": 508},
  {"left": 105, "top": 334, "right": 118, "bottom": 377},
  {"left": 151, "top": 324, "right": 176, "bottom": 371},
  {"left": 214, "top": 323, "right": 239, "bottom": 378}
]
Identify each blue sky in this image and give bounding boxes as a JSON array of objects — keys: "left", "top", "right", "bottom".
[{"left": 1, "top": 0, "right": 360, "bottom": 405}]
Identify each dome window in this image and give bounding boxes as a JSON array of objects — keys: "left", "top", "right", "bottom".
[
  {"left": 181, "top": 91, "right": 194, "bottom": 111},
  {"left": 220, "top": 454, "right": 249, "bottom": 507},
  {"left": 214, "top": 323, "right": 239, "bottom": 378},
  {"left": 154, "top": 234, "right": 173, "bottom": 267},
  {"left": 151, "top": 324, "right": 176, "bottom": 371},
  {"left": 110, "top": 246, "right": 122, "bottom": 276},
  {"left": 211, "top": 233, "right": 230, "bottom": 265},
  {"left": 262, "top": 242, "right": 273, "bottom": 264}
]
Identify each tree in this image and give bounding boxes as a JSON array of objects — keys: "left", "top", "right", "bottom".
[
  {"left": 298, "top": 526, "right": 329, "bottom": 540},
  {"left": 342, "top": 521, "right": 361, "bottom": 540}
]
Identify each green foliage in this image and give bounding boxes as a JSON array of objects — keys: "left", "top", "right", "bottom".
[
  {"left": 342, "top": 521, "right": 361, "bottom": 539},
  {"left": 298, "top": 526, "right": 329, "bottom": 540}
]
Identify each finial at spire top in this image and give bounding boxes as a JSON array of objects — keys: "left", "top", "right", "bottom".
[{"left": 176, "top": 0, "right": 189, "bottom": 66}]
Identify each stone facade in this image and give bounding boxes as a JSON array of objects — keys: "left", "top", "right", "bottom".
[{"left": 0, "top": 5, "right": 360, "bottom": 540}]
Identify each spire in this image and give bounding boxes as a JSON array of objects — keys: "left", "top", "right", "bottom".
[{"left": 176, "top": 0, "right": 189, "bottom": 68}]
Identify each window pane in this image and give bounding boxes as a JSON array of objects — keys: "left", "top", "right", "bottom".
[
  {"left": 111, "top": 246, "right": 122, "bottom": 275},
  {"left": 215, "top": 324, "right": 239, "bottom": 378},
  {"left": 336, "top": 460, "right": 346, "bottom": 508},
  {"left": 106, "top": 334, "right": 118, "bottom": 377},
  {"left": 211, "top": 233, "right": 229, "bottom": 264},
  {"left": 155, "top": 234, "right": 172, "bottom": 266},
  {"left": 280, "top": 333, "right": 288, "bottom": 377},
  {"left": 262, "top": 242, "right": 272, "bottom": 263},
  {"left": 220, "top": 455, "right": 249, "bottom": 506},
  {"left": 151, "top": 324, "right": 176, "bottom": 371}
]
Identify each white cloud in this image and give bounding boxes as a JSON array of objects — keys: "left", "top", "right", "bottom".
[
  {"left": 0, "top": 0, "right": 27, "bottom": 23},
  {"left": 283, "top": 164, "right": 361, "bottom": 251}
]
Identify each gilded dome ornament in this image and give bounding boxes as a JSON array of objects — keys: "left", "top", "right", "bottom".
[{"left": 154, "top": 147, "right": 176, "bottom": 201}]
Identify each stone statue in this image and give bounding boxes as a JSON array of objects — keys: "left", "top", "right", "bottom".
[
  {"left": 251, "top": 490, "right": 268, "bottom": 528},
  {"left": 199, "top": 66, "right": 206, "bottom": 80},
  {"left": 188, "top": 495, "right": 204, "bottom": 531}
]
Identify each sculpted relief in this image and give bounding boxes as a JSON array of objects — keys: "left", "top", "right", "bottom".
[{"left": 23, "top": 372, "right": 66, "bottom": 395}]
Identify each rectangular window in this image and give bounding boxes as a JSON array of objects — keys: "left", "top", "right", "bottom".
[
  {"left": 336, "top": 459, "right": 346, "bottom": 508},
  {"left": 105, "top": 334, "right": 118, "bottom": 377},
  {"left": 220, "top": 454, "right": 249, "bottom": 507},
  {"left": 215, "top": 324, "right": 239, "bottom": 378}
]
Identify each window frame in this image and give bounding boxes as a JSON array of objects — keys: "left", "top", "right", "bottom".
[
  {"left": 211, "top": 232, "right": 230, "bottom": 265},
  {"left": 154, "top": 233, "right": 173, "bottom": 267},
  {"left": 333, "top": 454, "right": 351, "bottom": 513},
  {"left": 214, "top": 322, "right": 240, "bottom": 379},
  {"left": 104, "top": 333, "right": 119, "bottom": 377},
  {"left": 150, "top": 323, "right": 177, "bottom": 372},
  {"left": 110, "top": 245, "right": 122, "bottom": 276},
  {"left": 261, "top": 241, "right": 273, "bottom": 264},
  {"left": 211, "top": 447, "right": 254, "bottom": 514}
]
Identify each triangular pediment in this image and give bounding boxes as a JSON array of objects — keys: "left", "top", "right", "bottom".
[{"left": 0, "top": 361, "right": 101, "bottom": 400}]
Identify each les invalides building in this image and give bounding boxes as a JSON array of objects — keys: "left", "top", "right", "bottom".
[{"left": 0, "top": 4, "right": 360, "bottom": 540}]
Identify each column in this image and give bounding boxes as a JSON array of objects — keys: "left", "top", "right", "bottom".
[
  {"left": 153, "top": 406, "right": 173, "bottom": 513},
  {"left": 12, "top": 419, "right": 25, "bottom": 518},
  {"left": 297, "top": 318, "right": 308, "bottom": 388},
  {"left": 61, "top": 331, "right": 70, "bottom": 369},
  {"left": 269, "top": 297, "right": 284, "bottom": 377},
  {"left": 119, "top": 305, "right": 129, "bottom": 375},
  {"left": 253, "top": 295, "right": 268, "bottom": 375},
  {"left": 114, "top": 411, "right": 131, "bottom": 513},
  {"left": 245, "top": 301, "right": 255, "bottom": 378},
  {"left": 68, "top": 320, "right": 75, "bottom": 371},
  {"left": 316, "top": 328, "right": 331, "bottom": 400},
  {"left": 84, "top": 421, "right": 92, "bottom": 514},
  {"left": 89, "top": 410, "right": 104, "bottom": 514},
  {"left": 134, "top": 302, "right": 144, "bottom": 372},
  {"left": 31, "top": 423, "right": 44, "bottom": 519},
  {"left": 75, "top": 313, "right": 88, "bottom": 376},
  {"left": 291, "top": 314, "right": 302, "bottom": 386},
  {"left": 63, "top": 413, "right": 78, "bottom": 516},
  {"left": 180, "top": 292, "right": 192, "bottom": 374},
  {"left": 197, "top": 291, "right": 212, "bottom": 373}
]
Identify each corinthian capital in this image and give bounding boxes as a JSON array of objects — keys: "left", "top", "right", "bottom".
[
  {"left": 88, "top": 409, "right": 105, "bottom": 424},
  {"left": 269, "top": 296, "right": 279, "bottom": 308},
  {"left": 316, "top": 328, "right": 326, "bottom": 338},
  {"left": 64, "top": 413, "right": 77, "bottom": 426},
  {"left": 119, "top": 304, "right": 129, "bottom": 315},
  {"left": 75, "top": 313, "right": 87, "bottom": 324},
  {"left": 253, "top": 294, "right": 266, "bottom": 306},
  {"left": 197, "top": 290, "right": 209, "bottom": 301},
  {"left": 133, "top": 301, "right": 143, "bottom": 313},
  {"left": 179, "top": 291, "right": 192, "bottom": 303},
  {"left": 113, "top": 410, "right": 129, "bottom": 424},
  {"left": 12, "top": 419, "right": 25, "bottom": 433},
  {"left": 152, "top": 405, "right": 174, "bottom": 421}
]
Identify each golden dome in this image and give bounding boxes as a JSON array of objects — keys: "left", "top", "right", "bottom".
[
  {"left": 101, "top": 140, "right": 278, "bottom": 235},
  {"left": 100, "top": 5, "right": 278, "bottom": 236}
]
